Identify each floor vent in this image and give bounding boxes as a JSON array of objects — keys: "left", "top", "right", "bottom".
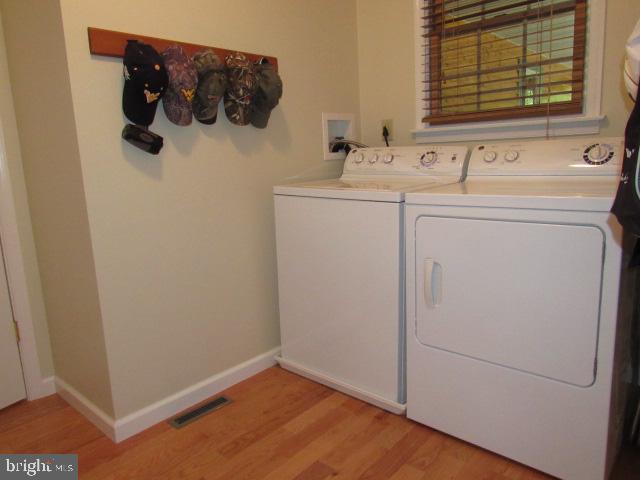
[{"left": 168, "top": 396, "right": 232, "bottom": 429}]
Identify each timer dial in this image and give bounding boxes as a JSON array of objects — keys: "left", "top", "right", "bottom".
[
  {"left": 420, "top": 151, "right": 438, "bottom": 167},
  {"left": 583, "top": 144, "right": 614, "bottom": 165}
]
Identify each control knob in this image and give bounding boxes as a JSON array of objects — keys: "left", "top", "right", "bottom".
[
  {"left": 504, "top": 150, "right": 519, "bottom": 162},
  {"left": 368, "top": 153, "right": 379, "bottom": 164},
  {"left": 420, "top": 151, "right": 438, "bottom": 167},
  {"left": 354, "top": 153, "right": 365, "bottom": 164},
  {"left": 382, "top": 153, "right": 394, "bottom": 164},
  {"left": 483, "top": 151, "right": 497, "bottom": 163}
]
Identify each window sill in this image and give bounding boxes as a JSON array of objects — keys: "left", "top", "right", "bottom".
[{"left": 412, "top": 115, "right": 605, "bottom": 144}]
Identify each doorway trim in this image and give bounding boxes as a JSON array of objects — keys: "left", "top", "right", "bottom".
[{"left": 0, "top": 113, "right": 53, "bottom": 400}]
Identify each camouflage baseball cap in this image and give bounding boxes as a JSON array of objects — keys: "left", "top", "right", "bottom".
[
  {"left": 249, "top": 61, "right": 282, "bottom": 129},
  {"left": 224, "top": 52, "right": 257, "bottom": 126},
  {"left": 122, "top": 40, "right": 168, "bottom": 127},
  {"left": 192, "top": 50, "right": 227, "bottom": 125},
  {"left": 161, "top": 45, "right": 198, "bottom": 126}
]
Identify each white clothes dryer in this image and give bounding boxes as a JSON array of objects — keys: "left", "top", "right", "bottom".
[
  {"left": 274, "top": 145, "right": 468, "bottom": 414},
  {"left": 404, "top": 138, "right": 632, "bottom": 480}
]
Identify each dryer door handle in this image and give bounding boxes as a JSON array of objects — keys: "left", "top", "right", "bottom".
[{"left": 424, "top": 258, "right": 443, "bottom": 308}]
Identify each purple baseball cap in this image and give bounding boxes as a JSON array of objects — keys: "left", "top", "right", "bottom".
[{"left": 161, "top": 45, "right": 198, "bottom": 126}]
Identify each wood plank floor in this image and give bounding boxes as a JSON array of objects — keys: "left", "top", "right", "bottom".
[{"left": 0, "top": 367, "right": 637, "bottom": 479}]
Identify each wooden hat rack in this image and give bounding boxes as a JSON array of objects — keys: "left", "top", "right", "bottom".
[{"left": 87, "top": 27, "right": 278, "bottom": 70}]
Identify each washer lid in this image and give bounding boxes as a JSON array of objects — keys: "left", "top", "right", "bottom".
[
  {"left": 405, "top": 176, "right": 619, "bottom": 211},
  {"left": 274, "top": 176, "right": 463, "bottom": 202}
]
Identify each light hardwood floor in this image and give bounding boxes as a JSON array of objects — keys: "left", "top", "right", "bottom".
[{"left": 0, "top": 367, "right": 637, "bottom": 479}]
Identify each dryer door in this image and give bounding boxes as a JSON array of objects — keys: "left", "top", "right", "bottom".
[{"left": 414, "top": 216, "right": 604, "bottom": 387}]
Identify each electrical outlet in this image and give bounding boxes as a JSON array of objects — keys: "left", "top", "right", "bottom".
[{"left": 381, "top": 119, "right": 394, "bottom": 142}]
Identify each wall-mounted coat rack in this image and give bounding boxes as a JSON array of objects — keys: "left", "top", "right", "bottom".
[{"left": 87, "top": 27, "right": 278, "bottom": 70}]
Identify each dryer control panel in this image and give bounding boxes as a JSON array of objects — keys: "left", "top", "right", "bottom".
[
  {"left": 469, "top": 137, "right": 624, "bottom": 176},
  {"left": 342, "top": 145, "right": 469, "bottom": 177}
]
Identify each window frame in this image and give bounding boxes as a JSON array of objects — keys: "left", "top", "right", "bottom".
[{"left": 412, "top": 0, "right": 606, "bottom": 143}]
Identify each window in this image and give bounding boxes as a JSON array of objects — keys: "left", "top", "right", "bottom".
[
  {"left": 414, "top": 0, "right": 605, "bottom": 141},
  {"left": 422, "top": 0, "right": 586, "bottom": 125}
]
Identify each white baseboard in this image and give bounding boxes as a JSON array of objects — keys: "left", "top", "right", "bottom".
[
  {"left": 55, "top": 347, "right": 280, "bottom": 443},
  {"left": 55, "top": 377, "right": 116, "bottom": 440},
  {"left": 24, "top": 375, "right": 56, "bottom": 401},
  {"left": 113, "top": 347, "right": 280, "bottom": 442},
  {"left": 38, "top": 376, "right": 56, "bottom": 397}
]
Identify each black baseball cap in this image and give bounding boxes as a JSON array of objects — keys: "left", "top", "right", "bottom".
[
  {"left": 122, "top": 40, "right": 168, "bottom": 126},
  {"left": 122, "top": 124, "right": 163, "bottom": 155}
]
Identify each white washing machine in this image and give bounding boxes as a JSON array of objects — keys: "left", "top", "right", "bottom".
[
  {"left": 404, "top": 138, "right": 632, "bottom": 480},
  {"left": 274, "top": 145, "right": 468, "bottom": 414}
]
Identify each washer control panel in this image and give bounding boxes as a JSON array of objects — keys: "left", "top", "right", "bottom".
[
  {"left": 469, "top": 137, "right": 624, "bottom": 176},
  {"left": 343, "top": 145, "right": 469, "bottom": 177}
]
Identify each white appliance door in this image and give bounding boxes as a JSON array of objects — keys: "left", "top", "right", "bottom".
[
  {"left": 415, "top": 216, "right": 603, "bottom": 387},
  {"left": 275, "top": 195, "right": 402, "bottom": 403}
]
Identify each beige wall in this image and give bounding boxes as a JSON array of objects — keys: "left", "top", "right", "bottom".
[
  {"left": 1, "top": 0, "right": 114, "bottom": 416},
  {"left": 5, "top": 0, "right": 633, "bottom": 422},
  {"left": 357, "top": 0, "right": 640, "bottom": 145},
  {"left": 357, "top": 0, "right": 416, "bottom": 147},
  {"left": 0, "top": 10, "right": 53, "bottom": 378},
  {"left": 54, "top": 0, "right": 359, "bottom": 417}
]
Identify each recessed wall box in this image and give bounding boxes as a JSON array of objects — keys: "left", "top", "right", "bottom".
[{"left": 322, "top": 113, "right": 355, "bottom": 161}]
